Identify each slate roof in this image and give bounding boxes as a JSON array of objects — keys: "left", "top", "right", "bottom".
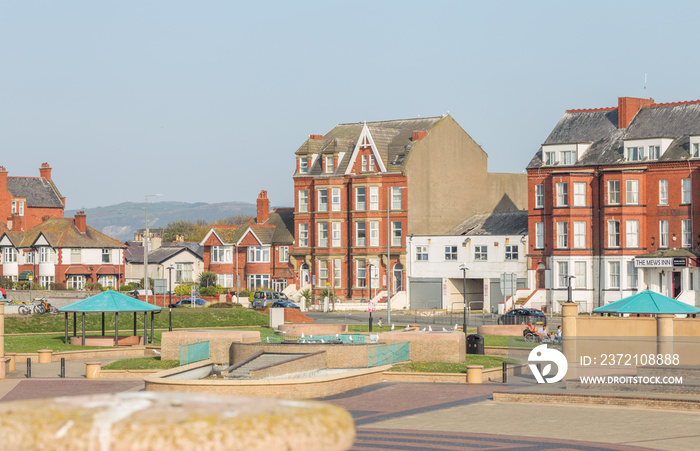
[
  {"left": 126, "top": 246, "right": 202, "bottom": 264},
  {"left": 264, "top": 208, "right": 294, "bottom": 244},
  {"left": 7, "top": 177, "right": 64, "bottom": 208},
  {"left": 2, "top": 218, "right": 124, "bottom": 249},
  {"left": 447, "top": 211, "right": 529, "bottom": 236},
  {"left": 296, "top": 116, "right": 446, "bottom": 175},
  {"left": 528, "top": 101, "right": 700, "bottom": 169}
]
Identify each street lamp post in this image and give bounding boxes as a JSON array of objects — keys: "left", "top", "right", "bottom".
[
  {"left": 167, "top": 266, "right": 173, "bottom": 332},
  {"left": 460, "top": 265, "right": 468, "bottom": 340},
  {"left": 144, "top": 194, "right": 163, "bottom": 304},
  {"left": 386, "top": 186, "right": 405, "bottom": 326},
  {"left": 567, "top": 275, "right": 576, "bottom": 304}
]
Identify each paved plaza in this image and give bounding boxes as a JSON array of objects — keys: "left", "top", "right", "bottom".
[{"left": 2, "top": 359, "right": 699, "bottom": 450}]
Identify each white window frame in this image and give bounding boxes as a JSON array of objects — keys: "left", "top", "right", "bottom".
[
  {"left": 361, "top": 155, "right": 367, "bottom": 172},
  {"left": 535, "top": 222, "right": 544, "bottom": 249},
  {"left": 505, "top": 245, "right": 518, "bottom": 261},
  {"left": 317, "top": 223, "right": 328, "bottom": 248},
  {"left": 627, "top": 261, "right": 638, "bottom": 289},
  {"left": 445, "top": 246, "right": 458, "bottom": 261},
  {"left": 325, "top": 156, "right": 334, "bottom": 173},
  {"left": 683, "top": 219, "right": 692, "bottom": 248},
  {"left": 573, "top": 182, "right": 586, "bottom": 206},
  {"left": 368, "top": 155, "right": 375, "bottom": 171},
  {"left": 535, "top": 184, "right": 544, "bottom": 208},
  {"left": 356, "top": 187, "right": 365, "bottom": 211},
  {"left": 659, "top": 179, "right": 668, "bottom": 205},
  {"left": 333, "top": 259, "right": 342, "bottom": 288},
  {"left": 556, "top": 182, "right": 568, "bottom": 207},
  {"left": 71, "top": 248, "right": 81, "bottom": 263},
  {"left": 391, "top": 187, "right": 402, "bottom": 210},
  {"left": 474, "top": 245, "right": 487, "bottom": 261},
  {"left": 369, "top": 187, "right": 379, "bottom": 210},
  {"left": 356, "top": 259, "right": 366, "bottom": 288},
  {"left": 626, "top": 220, "right": 639, "bottom": 248},
  {"left": 331, "top": 222, "right": 341, "bottom": 247},
  {"left": 356, "top": 222, "right": 366, "bottom": 247},
  {"left": 558, "top": 261, "right": 569, "bottom": 288},
  {"left": 416, "top": 245, "right": 428, "bottom": 261},
  {"left": 609, "top": 262, "right": 620, "bottom": 289},
  {"left": 573, "top": 221, "right": 586, "bottom": 248},
  {"left": 39, "top": 247, "right": 52, "bottom": 263},
  {"left": 67, "top": 275, "right": 85, "bottom": 290},
  {"left": 608, "top": 180, "right": 620, "bottom": 205},
  {"left": 102, "top": 248, "right": 111, "bottom": 263},
  {"left": 299, "top": 190, "right": 309, "bottom": 213},
  {"left": 279, "top": 246, "right": 289, "bottom": 263},
  {"left": 369, "top": 221, "right": 379, "bottom": 247},
  {"left": 391, "top": 221, "right": 401, "bottom": 246},
  {"left": 649, "top": 145, "right": 660, "bottom": 160},
  {"left": 693, "top": 143, "right": 700, "bottom": 158},
  {"left": 608, "top": 220, "right": 620, "bottom": 248},
  {"left": 556, "top": 221, "right": 568, "bottom": 249},
  {"left": 299, "top": 158, "right": 308, "bottom": 174},
  {"left": 299, "top": 223, "right": 309, "bottom": 247},
  {"left": 626, "top": 180, "right": 639, "bottom": 205},
  {"left": 3, "top": 247, "right": 16, "bottom": 263},
  {"left": 212, "top": 245, "right": 232, "bottom": 263},
  {"left": 626, "top": 146, "right": 644, "bottom": 161},
  {"left": 660, "top": 220, "right": 669, "bottom": 248},
  {"left": 544, "top": 151, "right": 556, "bottom": 165},
  {"left": 318, "top": 260, "right": 328, "bottom": 287},
  {"left": 331, "top": 188, "right": 341, "bottom": 212},
  {"left": 247, "top": 246, "right": 270, "bottom": 263},
  {"left": 318, "top": 189, "right": 328, "bottom": 212},
  {"left": 574, "top": 261, "right": 586, "bottom": 289},
  {"left": 24, "top": 250, "right": 34, "bottom": 264},
  {"left": 561, "top": 150, "right": 576, "bottom": 165},
  {"left": 247, "top": 274, "right": 270, "bottom": 290},
  {"left": 682, "top": 178, "right": 692, "bottom": 204}
]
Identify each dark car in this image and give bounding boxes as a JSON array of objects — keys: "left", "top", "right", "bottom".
[
  {"left": 270, "top": 301, "right": 300, "bottom": 309},
  {"left": 169, "top": 297, "right": 207, "bottom": 308},
  {"left": 252, "top": 291, "right": 289, "bottom": 308},
  {"left": 497, "top": 308, "right": 547, "bottom": 326}
]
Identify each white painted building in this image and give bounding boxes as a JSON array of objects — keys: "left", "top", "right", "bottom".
[{"left": 406, "top": 211, "right": 529, "bottom": 312}]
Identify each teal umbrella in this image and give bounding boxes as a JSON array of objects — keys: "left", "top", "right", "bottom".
[{"left": 593, "top": 290, "right": 700, "bottom": 315}]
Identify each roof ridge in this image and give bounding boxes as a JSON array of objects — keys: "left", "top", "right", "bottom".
[
  {"left": 648, "top": 99, "right": 700, "bottom": 108},
  {"left": 565, "top": 107, "right": 616, "bottom": 113},
  {"left": 337, "top": 115, "right": 444, "bottom": 126}
]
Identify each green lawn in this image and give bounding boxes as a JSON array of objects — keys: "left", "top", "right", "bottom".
[
  {"left": 388, "top": 355, "right": 518, "bottom": 373},
  {"left": 102, "top": 357, "right": 179, "bottom": 371}
]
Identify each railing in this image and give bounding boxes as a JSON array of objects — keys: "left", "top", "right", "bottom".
[
  {"left": 367, "top": 342, "right": 410, "bottom": 367},
  {"left": 179, "top": 340, "right": 210, "bottom": 366}
]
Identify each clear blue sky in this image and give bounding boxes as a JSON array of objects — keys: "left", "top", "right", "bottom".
[{"left": 3, "top": 1, "right": 700, "bottom": 211}]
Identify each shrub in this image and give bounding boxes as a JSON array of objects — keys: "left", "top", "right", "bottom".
[
  {"left": 50, "top": 282, "right": 66, "bottom": 290},
  {"left": 85, "top": 282, "right": 103, "bottom": 291},
  {"left": 119, "top": 285, "right": 133, "bottom": 292},
  {"left": 200, "top": 286, "right": 220, "bottom": 296},
  {"left": 199, "top": 271, "right": 217, "bottom": 288},
  {"left": 299, "top": 288, "right": 314, "bottom": 308},
  {"left": 0, "top": 277, "right": 14, "bottom": 289},
  {"left": 208, "top": 302, "right": 234, "bottom": 309}
]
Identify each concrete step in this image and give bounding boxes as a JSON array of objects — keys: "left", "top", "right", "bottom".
[
  {"left": 567, "top": 377, "right": 700, "bottom": 395},
  {"left": 227, "top": 354, "right": 306, "bottom": 378}
]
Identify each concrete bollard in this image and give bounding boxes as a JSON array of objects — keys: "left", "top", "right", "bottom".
[
  {"left": 466, "top": 365, "right": 484, "bottom": 384},
  {"left": 6, "top": 353, "right": 16, "bottom": 373},
  {"left": 85, "top": 361, "right": 102, "bottom": 379},
  {"left": 37, "top": 349, "right": 52, "bottom": 364},
  {"left": 0, "top": 392, "right": 355, "bottom": 450}
]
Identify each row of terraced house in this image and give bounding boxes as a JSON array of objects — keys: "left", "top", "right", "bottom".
[{"left": 2, "top": 96, "right": 700, "bottom": 313}]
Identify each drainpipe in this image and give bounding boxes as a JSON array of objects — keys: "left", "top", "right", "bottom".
[{"left": 596, "top": 167, "right": 603, "bottom": 309}]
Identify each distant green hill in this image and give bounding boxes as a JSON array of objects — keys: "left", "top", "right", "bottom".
[{"left": 66, "top": 201, "right": 259, "bottom": 242}]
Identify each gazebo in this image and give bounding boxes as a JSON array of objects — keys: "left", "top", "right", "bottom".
[
  {"left": 593, "top": 290, "right": 700, "bottom": 316},
  {"left": 58, "top": 291, "right": 161, "bottom": 346}
]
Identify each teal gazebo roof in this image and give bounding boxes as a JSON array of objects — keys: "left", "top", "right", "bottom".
[
  {"left": 593, "top": 290, "right": 700, "bottom": 315},
  {"left": 58, "top": 290, "right": 161, "bottom": 313}
]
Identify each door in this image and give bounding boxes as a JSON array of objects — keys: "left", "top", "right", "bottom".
[
  {"left": 300, "top": 264, "right": 310, "bottom": 287},
  {"left": 673, "top": 272, "right": 682, "bottom": 298},
  {"left": 393, "top": 263, "right": 404, "bottom": 292},
  {"left": 409, "top": 278, "right": 442, "bottom": 310}
]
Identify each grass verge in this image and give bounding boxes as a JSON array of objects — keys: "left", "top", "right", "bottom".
[
  {"left": 102, "top": 357, "right": 179, "bottom": 371},
  {"left": 388, "top": 355, "right": 518, "bottom": 373}
]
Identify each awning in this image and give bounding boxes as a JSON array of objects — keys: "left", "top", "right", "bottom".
[
  {"left": 96, "top": 266, "right": 119, "bottom": 275},
  {"left": 593, "top": 290, "right": 700, "bottom": 315},
  {"left": 65, "top": 266, "right": 92, "bottom": 275},
  {"left": 18, "top": 270, "right": 34, "bottom": 280}
]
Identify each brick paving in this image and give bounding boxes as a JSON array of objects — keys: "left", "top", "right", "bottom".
[{"left": 320, "top": 383, "right": 672, "bottom": 450}]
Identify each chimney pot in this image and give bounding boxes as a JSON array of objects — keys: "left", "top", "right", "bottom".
[
  {"left": 309, "top": 134, "right": 323, "bottom": 140},
  {"left": 39, "top": 162, "right": 52, "bottom": 180},
  {"left": 74, "top": 211, "right": 87, "bottom": 234}
]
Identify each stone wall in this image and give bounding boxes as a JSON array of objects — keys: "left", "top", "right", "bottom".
[{"left": 161, "top": 330, "right": 260, "bottom": 363}]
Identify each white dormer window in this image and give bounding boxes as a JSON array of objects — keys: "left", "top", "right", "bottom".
[
  {"left": 544, "top": 151, "right": 556, "bottom": 165},
  {"left": 299, "top": 158, "right": 308, "bottom": 174},
  {"left": 626, "top": 146, "right": 645, "bottom": 161},
  {"left": 648, "top": 145, "right": 660, "bottom": 160},
  {"left": 693, "top": 143, "right": 700, "bottom": 158},
  {"left": 325, "top": 156, "right": 334, "bottom": 173},
  {"left": 561, "top": 151, "right": 576, "bottom": 165},
  {"left": 624, "top": 139, "right": 672, "bottom": 162}
]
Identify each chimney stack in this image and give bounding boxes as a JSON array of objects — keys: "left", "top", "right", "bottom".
[
  {"left": 256, "top": 190, "right": 270, "bottom": 224},
  {"left": 618, "top": 97, "right": 655, "bottom": 129},
  {"left": 0, "top": 166, "right": 7, "bottom": 192},
  {"left": 309, "top": 134, "right": 323, "bottom": 140},
  {"left": 412, "top": 131, "right": 427, "bottom": 142},
  {"left": 39, "top": 162, "right": 52, "bottom": 180},
  {"left": 74, "top": 211, "right": 86, "bottom": 234}
]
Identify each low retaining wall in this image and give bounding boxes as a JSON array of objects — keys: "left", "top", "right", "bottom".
[
  {"left": 232, "top": 343, "right": 369, "bottom": 368},
  {"left": 249, "top": 352, "right": 326, "bottom": 380},
  {"left": 278, "top": 324, "right": 348, "bottom": 335},
  {"left": 381, "top": 364, "right": 526, "bottom": 384},
  {"left": 477, "top": 325, "right": 528, "bottom": 336},
  {"left": 144, "top": 360, "right": 392, "bottom": 399},
  {"left": 15, "top": 346, "right": 151, "bottom": 363},
  {"left": 69, "top": 335, "right": 144, "bottom": 346},
  {"left": 161, "top": 330, "right": 260, "bottom": 363},
  {"left": 101, "top": 369, "right": 161, "bottom": 379},
  {"left": 377, "top": 331, "right": 465, "bottom": 364},
  {"left": 493, "top": 391, "right": 700, "bottom": 412}
]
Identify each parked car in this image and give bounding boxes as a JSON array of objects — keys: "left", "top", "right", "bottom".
[
  {"left": 252, "top": 291, "right": 289, "bottom": 308},
  {"left": 497, "top": 308, "right": 547, "bottom": 326},
  {"left": 270, "top": 300, "right": 300, "bottom": 309},
  {"left": 169, "top": 297, "right": 207, "bottom": 308}
]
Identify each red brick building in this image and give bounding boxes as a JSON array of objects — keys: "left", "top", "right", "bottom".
[
  {"left": 0, "top": 163, "right": 65, "bottom": 232},
  {"left": 527, "top": 97, "right": 700, "bottom": 312},
  {"left": 0, "top": 211, "right": 125, "bottom": 288},
  {"left": 200, "top": 191, "right": 294, "bottom": 292},
  {"left": 293, "top": 115, "right": 527, "bottom": 302}
]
